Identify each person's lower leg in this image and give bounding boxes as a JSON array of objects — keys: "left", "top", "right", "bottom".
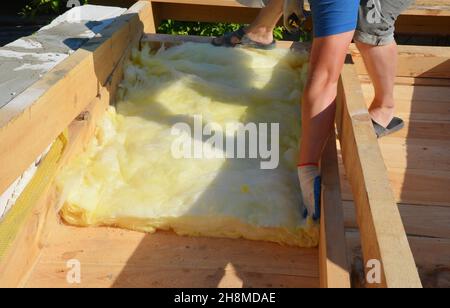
[
  {"left": 355, "top": 40, "right": 398, "bottom": 127},
  {"left": 244, "top": 0, "right": 284, "bottom": 44}
]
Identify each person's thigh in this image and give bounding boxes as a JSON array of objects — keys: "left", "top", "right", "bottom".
[
  {"left": 309, "top": 0, "right": 359, "bottom": 38},
  {"left": 355, "top": 0, "right": 415, "bottom": 46}
]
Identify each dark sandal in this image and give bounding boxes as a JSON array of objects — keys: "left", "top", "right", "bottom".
[
  {"left": 372, "top": 117, "right": 405, "bottom": 138},
  {"left": 212, "top": 27, "right": 276, "bottom": 50}
]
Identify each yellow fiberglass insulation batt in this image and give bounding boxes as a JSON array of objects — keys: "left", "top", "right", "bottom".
[{"left": 57, "top": 42, "right": 319, "bottom": 247}]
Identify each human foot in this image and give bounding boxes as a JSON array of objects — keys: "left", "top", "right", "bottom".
[
  {"left": 212, "top": 27, "right": 275, "bottom": 49},
  {"left": 297, "top": 164, "right": 321, "bottom": 221},
  {"left": 369, "top": 105, "right": 395, "bottom": 128},
  {"left": 370, "top": 105, "right": 404, "bottom": 138}
]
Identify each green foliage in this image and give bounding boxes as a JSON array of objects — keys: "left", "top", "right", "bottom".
[
  {"left": 158, "top": 20, "right": 286, "bottom": 40},
  {"left": 21, "top": 0, "right": 88, "bottom": 18}
]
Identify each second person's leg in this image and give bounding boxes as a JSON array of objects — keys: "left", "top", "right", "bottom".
[
  {"left": 212, "top": 0, "right": 283, "bottom": 46},
  {"left": 355, "top": 0, "right": 414, "bottom": 136}
]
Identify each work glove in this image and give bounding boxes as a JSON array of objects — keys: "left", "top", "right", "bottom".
[
  {"left": 298, "top": 165, "right": 321, "bottom": 221},
  {"left": 283, "top": 0, "right": 306, "bottom": 33}
]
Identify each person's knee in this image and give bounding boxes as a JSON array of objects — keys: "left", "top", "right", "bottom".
[{"left": 306, "top": 68, "right": 340, "bottom": 93}]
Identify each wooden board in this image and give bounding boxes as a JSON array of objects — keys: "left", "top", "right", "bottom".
[
  {"left": 350, "top": 45, "right": 450, "bottom": 80},
  {"left": 336, "top": 57, "right": 422, "bottom": 288},
  {"left": 142, "top": 0, "right": 450, "bottom": 36},
  {"left": 346, "top": 42, "right": 450, "bottom": 287},
  {"left": 0, "top": 1, "right": 153, "bottom": 196},
  {"left": 23, "top": 225, "right": 320, "bottom": 288},
  {"left": 346, "top": 230, "right": 450, "bottom": 288},
  {"left": 343, "top": 201, "right": 450, "bottom": 239},
  {"left": 319, "top": 134, "right": 350, "bottom": 288},
  {"left": 0, "top": 1, "right": 151, "bottom": 287}
]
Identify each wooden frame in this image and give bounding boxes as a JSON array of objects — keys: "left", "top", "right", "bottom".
[
  {"left": 0, "top": 0, "right": 424, "bottom": 288},
  {"left": 0, "top": 1, "right": 153, "bottom": 287},
  {"left": 142, "top": 0, "right": 450, "bottom": 36}
]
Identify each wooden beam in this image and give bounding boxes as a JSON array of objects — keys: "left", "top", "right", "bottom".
[
  {"left": 396, "top": 14, "right": 450, "bottom": 36},
  {"left": 0, "top": 2, "right": 146, "bottom": 286},
  {"left": 0, "top": 1, "right": 152, "bottom": 196},
  {"left": 141, "top": 33, "right": 310, "bottom": 51},
  {"left": 336, "top": 56, "right": 422, "bottom": 288},
  {"left": 319, "top": 134, "right": 351, "bottom": 288},
  {"left": 0, "top": 90, "right": 110, "bottom": 287},
  {"left": 350, "top": 44, "right": 450, "bottom": 79},
  {"left": 152, "top": 2, "right": 263, "bottom": 26},
  {"left": 143, "top": 0, "right": 450, "bottom": 36},
  {"left": 346, "top": 230, "right": 450, "bottom": 288},
  {"left": 0, "top": 15, "right": 138, "bottom": 286},
  {"left": 343, "top": 201, "right": 450, "bottom": 240}
]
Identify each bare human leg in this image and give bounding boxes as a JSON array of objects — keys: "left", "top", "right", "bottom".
[
  {"left": 244, "top": 0, "right": 284, "bottom": 44},
  {"left": 299, "top": 31, "right": 355, "bottom": 165},
  {"left": 298, "top": 31, "right": 354, "bottom": 219},
  {"left": 212, "top": 0, "right": 283, "bottom": 46},
  {"left": 355, "top": 40, "right": 398, "bottom": 127}
]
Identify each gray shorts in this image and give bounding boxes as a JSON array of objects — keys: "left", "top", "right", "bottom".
[{"left": 355, "top": 0, "right": 415, "bottom": 46}]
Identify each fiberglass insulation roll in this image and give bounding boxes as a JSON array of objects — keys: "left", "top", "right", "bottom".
[{"left": 57, "top": 42, "right": 319, "bottom": 247}]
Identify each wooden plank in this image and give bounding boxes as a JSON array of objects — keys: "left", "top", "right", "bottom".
[
  {"left": 151, "top": 1, "right": 263, "bottom": 26},
  {"left": 361, "top": 83, "right": 450, "bottom": 103},
  {"left": 360, "top": 96, "right": 450, "bottom": 123},
  {"left": 92, "top": 0, "right": 450, "bottom": 36},
  {"left": 359, "top": 75, "right": 450, "bottom": 88},
  {"left": 25, "top": 263, "right": 320, "bottom": 288},
  {"left": 23, "top": 227, "right": 319, "bottom": 288},
  {"left": 337, "top": 127, "right": 450, "bottom": 172},
  {"left": 319, "top": 134, "right": 351, "bottom": 288},
  {"left": 378, "top": 138, "right": 450, "bottom": 171},
  {"left": 147, "top": 0, "right": 450, "bottom": 36},
  {"left": 372, "top": 120, "right": 450, "bottom": 141},
  {"left": 141, "top": 33, "right": 307, "bottom": 52},
  {"left": 396, "top": 14, "right": 450, "bottom": 35},
  {"left": 388, "top": 167, "right": 450, "bottom": 207},
  {"left": 339, "top": 159, "right": 450, "bottom": 207},
  {"left": 350, "top": 44, "right": 450, "bottom": 79},
  {"left": 343, "top": 201, "right": 450, "bottom": 239},
  {"left": 336, "top": 57, "right": 422, "bottom": 288},
  {"left": 346, "top": 230, "right": 450, "bottom": 288},
  {"left": 0, "top": 1, "right": 152, "bottom": 196},
  {"left": 0, "top": 86, "right": 112, "bottom": 288},
  {"left": 0, "top": 2, "right": 147, "bottom": 287}
]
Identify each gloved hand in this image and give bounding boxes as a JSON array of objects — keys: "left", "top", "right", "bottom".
[
  {"left": 283, "top": 0, "right": 306, "bottom": 33},
  {"left": 298, "top": 165, "right": 321, "bottom": 221}
]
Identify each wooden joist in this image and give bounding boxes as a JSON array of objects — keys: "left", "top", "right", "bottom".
[
  {"left": 343, "top": 201, "right": 450, "bottom": 240},
  {"left": 141, "top": 0, "right": 450, "bottom": 36},
  {"left": 336, "top": 57, "right": 422, "bottom": 288},
  {"left": 350, "top": 44, "right": 450, "bottom": 79},
  {"left": 0, "top": 1, "right": 152, "bottom": 287},
  {"left": 319, "top": 134, "right": 350, "bottom": 288},
  {"left": 0, "top": 1, "right": 153, "bottom": 196},
  {"left": 346, "top": 230, "right": 450, "bottom": 288}
]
